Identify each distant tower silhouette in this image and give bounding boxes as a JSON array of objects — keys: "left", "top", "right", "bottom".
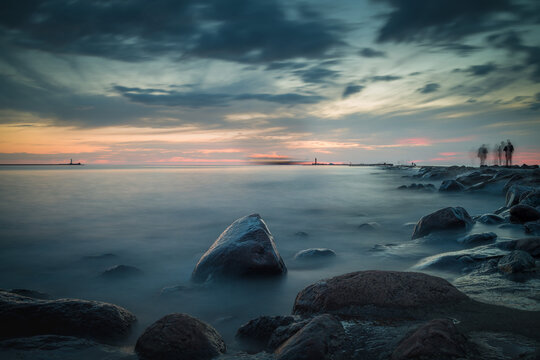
[
  {"left": 70, "top": 158, "right": 73, "bottom": 165},
  {"left": 315, "top": 158, "right": 317, "bottom": 165}
]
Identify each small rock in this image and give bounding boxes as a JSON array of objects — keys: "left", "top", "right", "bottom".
[
  {"left": 135, "top": 313, "right": 226, "bottom": 360},
  {"left": 458, "top": 232, "right": 497, "bottom": 245},
  {"left": 236, "top": 315, "right": 298, "bottom": 353},
  {"left": 497, "top": 250, "right": 536, "bottom": 274},
  {"left": 294, "top": 248, "right": 336, "bottom": 261},
  {"left": 358, "top": 222, "right": 381, "bottom": 231},
  {"left": 294, "top": 231, "right": 309, "bottom": 238},
  {"left": 274, "top": 314, "right": 345, "bottom": 360},
  {"left": 412, "top": 207, "right": 473, "bottom": 239},
  {"left": 476, "top": 213, "right": 505, "bottom": 225},
  {"left": 509, "top": 204, "right": 540, "bottom": 224},
  {"left": 391, "top": 319, "right": 470, "bottom": 360},
  {"left": 191, "top": 214, "right": 286, "bottom": 283},
  {"left": 439, "top": 180, "right": 466, "bottom": 192},
  {"left": 525, "top": 221, "right": 540, "bottom": 236},
  {"left": 101, "top": 265, "right": 143, "bottom": 278},
  {"left": 520, "top": 190, "right": 540, "bottom": 208}
]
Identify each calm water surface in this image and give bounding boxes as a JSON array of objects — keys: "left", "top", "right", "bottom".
[{"left": 0, "top": 165, "right": 518, "bottom": 345}]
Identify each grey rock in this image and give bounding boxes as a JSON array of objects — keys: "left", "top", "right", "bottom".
[
  {"left": 439, "top": 179, "right": 466, "bottom": 192},
  {"left": 509, "top": 204, "right": 540, "bottom": 224},
  {"left": 456, "top": 171, "right": 492, "bottom": 186},
  {"left": 358, "top": 222, "right": 381, "bottom": 231},
  {"left": 498, "top": 250, "right": 536, "bottom": 274},
  {"left": 274, "top": 314, "right": 345, "bottom": 360},
  {"left": 294, "top": 248, "right": 336, "bottom": 261},
  {"left": 191, "top": 214, "right": 286, "bottom": 283},
  {"left": 414, "top": 245, "right": 507, "bottom": 273},
  {"left": 391, "top": 319, "right": 470, "bottom": 360},
  {"left": 412, "top": 207, "right": 473, "bottom": 239},
  {"left": 520, "top": 190, "right": 540, "bottom": 208},
  {"left": 135, "top": 313, "right": 225, "bottom": 360},
  {"left": 6, "top": 289, "right": 51, "bottom": 300},
  {"left": 505, "top": 185, "right": 535, "bottom": 207},
  {"left": 458, "top": 232, "right": 497, "bottom": 245},
  {"left": 476, "top": 213, "right": 505, "bottom": 225},
  {"left": 525, "top": 221, "right": 540, "bottom": 236},
  {"left": 236, "top": 315, "right": 299, "bottom": 353},
  {"left": 101, "top": 265, "right": 143, "bottom": 279},
  {"left": 0, "top": 291, "right": 136, "bottom": 344},
  {"left": 292, "top": 271, "right": 468, "bottom": 318}
]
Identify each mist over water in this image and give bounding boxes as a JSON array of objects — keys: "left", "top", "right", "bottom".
[{"left": 0, "top": 165, "right": 518, "bottom": 345}]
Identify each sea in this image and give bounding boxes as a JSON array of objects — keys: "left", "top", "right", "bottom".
[{"left": 0, "top": 165, "right": 527, "bottom": 345}]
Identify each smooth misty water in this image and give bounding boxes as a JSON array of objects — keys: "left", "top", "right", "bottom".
[{"left": 0, "top": 165, "right": 523, "bottom": 347}]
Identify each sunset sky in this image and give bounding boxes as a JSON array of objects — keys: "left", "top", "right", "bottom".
[{"left": 1, "top": 0, "right": 539, "bottom": 165}]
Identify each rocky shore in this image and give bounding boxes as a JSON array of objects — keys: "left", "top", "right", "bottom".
[{"left": 1, "top": 165, "right": 539, "bottom": 359}]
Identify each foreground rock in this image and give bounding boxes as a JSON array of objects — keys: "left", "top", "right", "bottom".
[
  {"left": 191, "top": 214, "right": 286, "bottom": 283},
  {"left": 0, "top": 335, "right": 135, "bottom": 360},
  {"left": 509, "top": 204, "right": 540, "bottom": 224},
  {"left": 391, "top": 319, "right": 470, "bottom": 360},
  {"left": 236, "top": 315, "right": 305, "bottom": 353},
  {"left": 274, "top": 314, "right": 345, "bottom": 360},
  {"left": 0, "top": 291, "right": 136, "bottom": 343},
  {"left": 501, "top": 237, "right": 540, "bottom": 257},
  {"left": 135, "top": 313, "right": 225, "bottom": 360},
  {"left": 457, "top": 232, "right": 497, "bottom": 245},
  {"left": 476, "top": 213, "right": 505, "bottom": 225},
  {"left": 292, "top": 271, "right": 468, "bottom": 318},
  {"left": 294, "top": 248, "right": 336, "bottom": 261},
  {"left": 497, "top": 250, "right": 536, "bottom": 274},
  {"left": 412, "top": 207, "right": 473, "bottom": 239},
  {"left": 439, "top": 179, "right": 466, "bottom": 192}
]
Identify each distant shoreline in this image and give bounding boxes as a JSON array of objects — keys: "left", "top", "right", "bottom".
[{"left": 0, "top": 163, "right": 82, "bottom": 166}]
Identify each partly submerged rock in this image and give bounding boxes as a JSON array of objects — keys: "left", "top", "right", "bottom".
[
  {"left": 476, "top": 213, "right": 505, "bottom": 225},
  {"left": 191, "top": 214, "right": 286, "bottom": 283},
  {"left": 0, "top": 291, "right": 136, "bottom": 343},
  {"left": 274, "top": 314, "right": 345, "bottom": 360},
  {"left": 439, "top": 179, "right": 466, "bottom": 192},
  {"left": 457, "top": 232, "right": 497, "bottom": 245},
  {"left": 100, "top": 265, "right": 143, "bottom": 279},
  {"left": 456, "top": 171, "right": 492, "bottom": 186},
  {"left": 413, "top": 245, "right": 507, "bottom": 273},
  {"left": 135, "top": 313, "right": 225, "bottom": 360},
  {"left": 391, "top": 319, "right": 470, "bottom": 360},
  {"left": 497, "top": 250, "right": 536, "bottom": 274},
  {"left": 520, "top": 190, "right": 540, "bottom": 208},
  {"left": 412, "top": 207, "right": 473, "bottom": 239},
  {"left": 505, "top": 185, "right": 535, "bottom": 207},
  {"left": 293, "top": 248, "right": 336, "bottom": 261},
  {"left": 509, "top": 204, "right": 540, "bottom": 224},
  {"left": 292, "top": 271, "right": 468, "bottom": 318},
  {"left": 500, "top": 237, "right": 540, "bottom": 258},
  {"left": 236, "top": 315, "right": 306, "bottom": 353},
  {"left": 525, "top": 221, "right": 540, "bottom": 236},
  {"left": 5, "top": 289, "right": 50, "bottom": 300},
  {"left": 358, "top": 222, "right": 381, "bottom": 231}
]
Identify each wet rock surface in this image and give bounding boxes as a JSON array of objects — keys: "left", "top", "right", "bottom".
[
  {"left": 439, "top": 179, "right": 466, "bottom": 192},
  {"left": 458, "top": 232, "right": 497, "bottom": 245},
  {"left": 236, "top": 315, "right": 303, "bottom": 353},
  {"left": 497, "top": 250, "right": 536, "bottom": 274},
  {"left": 293, "top": 248, "right": 336, "bottom": 261},
  {"left": 509, "top": 204, "right": 540, "bottom": 224},
  {"left": 191, "top": 214, "right": 286, "bottom": 283},
  {"left": 135, "top": 313, "right": 226, "bottom": 360},
  {"left": 100, "top": 265, "right": 143, "bottom": 278},
  {"left": 412, "top": 207, "right": 473, "bottom": 239},
  {"left": 476, "top": 213, "right": 505, "bottom": 225},
  {"left": 0, "top": 291, "right": 136, "bottom": 344}
]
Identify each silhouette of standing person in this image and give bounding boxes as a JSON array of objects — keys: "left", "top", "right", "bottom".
[
  {"left": 497, "top": 141, "right": 505, "bottom": 166},
  {"left": 503, "top": 140, "right": 514, "bottom": 166},
  {"left": 477, "top": 144, "right": 488, "bottom": 166}
]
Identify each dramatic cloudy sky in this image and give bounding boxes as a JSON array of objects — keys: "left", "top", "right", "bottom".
[{"left": 1, "top": 0, "right": 539, "bottom": 165}]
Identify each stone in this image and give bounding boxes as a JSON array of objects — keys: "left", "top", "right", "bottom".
[
  {"left": 135, "top": 313, "right": 225, "bottom": 360},
  {"left": 292, "top": 271, "right": 468, "bottom": 318},
  {"left": 520, "top": 190, "right": 540, "bottom": 208},
  {"left": 455, "top": 171, "right": 492, "bottom": 186},
  {"left": 413, "top": 245, "right": 507, "bottom": 273},
  {"left": 6, "top": 289, "right": 51, "bottom": 300},
  {"left": 391, "top": 319, "right": 469, "bottom": 360},
  {"left": 439, "top": 179, "right": 466, "bottom": 192},
  {"left": 236, "top": 315, "right": 298, "bottom": 352},
  {"left": 358, "top": 222, "right": 381, "bottom": 231},
  {"left": 191, "top": 214, "right": 286, "bottom": 283},
  {"left": 412, "top": 207, "right": 473, "bottom": 239},
  {"left": 525, "top": 221, "right": 540, "bottom": 236},
  {"left": 476, "top": 213, "right": 505, "bottom": 225},
  {"left": 457, "top": 232, "right": 497, "bottom": 245},
  {"left": 274, "top": 314, "right": 345, "bottom": 360},
  {"left": 505, "top": 185, "right": 535, "bottom": 207},
  {"left": 294, "top": 248, "right": 336, "bottom": 261},
  {"left": 101, "top": 265, "right": 143, "bottom": 278},
  {"left": 509, "top": 204, "right": 540, "bottom": 224},
  {"left": 0, "top": 291, "right": 136, "bottom": 344},
  {"left": 511, "top": 237, "right": 540, "bottom": 257},
  {"left": 497, "top": 250, "right": 536, "bottom": 274}
]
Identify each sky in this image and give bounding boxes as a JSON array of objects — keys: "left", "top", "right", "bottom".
[{"left": 0, "top": 0, "right": 539, "bottom": 165}]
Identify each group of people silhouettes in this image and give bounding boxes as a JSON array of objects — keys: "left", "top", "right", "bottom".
[{"left": 478, "top": 140, "right": 514, "bottom": 166}]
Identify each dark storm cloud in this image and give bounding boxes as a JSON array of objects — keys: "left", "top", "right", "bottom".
[
  {"left": 487, "top": 31, "right": 540, "bottom": 82},
  {"left": 342, "top": 85, "right": 364, "bottom": 98},
  {"left": 0, "top": 0, "right": 345, "bottom": 64},
  {"left": 114, "top": 86, "right": 325, "bottom": 106},
  {"left": 417, "top": 83, "right": 440, "bottom": 94},
  {"left": 375, "top": 0, "right": 520, "bottom": 43},
  {"left": 358, "top": 48, "right": 386, "bottom": 58},
  {"left": 454, "top": 63, "right": 498, "bottom": 76},
  {"left": 294, "top": 66, "right": 340, "bottom": 84}
]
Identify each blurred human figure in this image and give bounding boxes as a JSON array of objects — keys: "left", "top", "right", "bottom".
[
  {"left": 504, "top": 140, "right": 514, "bottom": 166},
  {"left": 477, "top": 144, "right": 488, "bottom": 166},
  {"left": 497, "top": 141, "right": 505, "bottom": 166}
]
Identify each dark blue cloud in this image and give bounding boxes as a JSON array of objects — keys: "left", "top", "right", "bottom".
[
  {"left": 454, "top": 63, "right": 498, "bottom": 76},
  {"left": 417, "top": 83, "right": 440, "bottom": 94},
  {"left": 368, "top": 75, "right": 402, "bottom": 82},
  {"left": 0, "top": 0, "right": 346, "bottom": 64},
  {"left": 294, "top": 66, "right": 340, "bottom": 84},
  {"left": 358, "top": 48, "right": 386, "bottom": 58},
  {"left": 342, "top": 85, "right": 364, "bottom": 98}
]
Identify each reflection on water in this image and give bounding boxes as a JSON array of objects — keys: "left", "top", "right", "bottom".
[{"left": 0, "top": 165, "right": 517, "bottom": 343}]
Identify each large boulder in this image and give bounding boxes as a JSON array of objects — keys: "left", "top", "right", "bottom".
[
  {"left": 501, "top": 237, "right": 540, "bottom": 257},
  {"left": 439, "top": 180, "right": 466, "bottom": 192},
  {"left": 191, "top": 214, "right": 286, "bottom": 283},
  {"left": 525, "top": 221, "right": 540, "bottom": 236},
  {"left": 520, "top": 190, "right": 540, "bottom": 208},
  {"left": 505, "top": 185, "right": 535, "bottom": 207},
  {"left": 509, "top": 204, "right": 540, "bottom": 224},
  {"left": 391, "top": 319, "right": 470, "bottom": 360},
  {"left": 497, "top": 250, "right": 536, "bottom": 274},
  {"left": 274, "top": 314, "right": 345, "bottom": 360},
  {"left": 0, "top": 291, "right": 136, "bottom": 343},
  {"left": 292, "top": 271, "right": 468, "bottom": 318},
  {"left": 135, "top": 313, "right": 225, "bottom": 360},
  {"left": 412, "top": 207, "right": 473, "bottom": 239}
]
